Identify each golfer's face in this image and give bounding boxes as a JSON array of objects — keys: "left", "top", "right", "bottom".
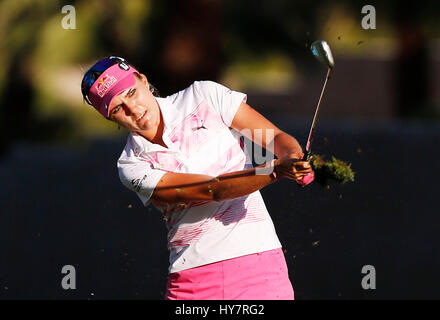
[{"left": 108, "top": 74, "right": 158, "bottom": 132}]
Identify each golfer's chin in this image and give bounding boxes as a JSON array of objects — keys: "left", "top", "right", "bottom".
[
  {"left": 124, "top": 117, "right": 157, "bottom": 135},
  {"left": 132, "top": 126, "right": 155, "bottom": 137},
  {"left": 124, "top": 121, "right": 149, "bottom": 132}
]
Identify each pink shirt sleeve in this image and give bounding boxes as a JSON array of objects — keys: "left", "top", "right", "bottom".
[{"left": 118, "top": 157, "right": 167, "bottom": 206}]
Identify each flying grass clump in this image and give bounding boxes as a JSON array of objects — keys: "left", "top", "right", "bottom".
[{"left": 310, "top": 154, "right": 355, "bottom": 186}]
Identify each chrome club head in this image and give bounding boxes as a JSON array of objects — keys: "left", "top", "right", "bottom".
[{"left": 310, "top": 40, "right": 334, "bottom": 69}]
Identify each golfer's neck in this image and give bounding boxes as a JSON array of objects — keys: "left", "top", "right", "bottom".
[{"left": 139, "top": 111, "right": 167, "bottom": 148}]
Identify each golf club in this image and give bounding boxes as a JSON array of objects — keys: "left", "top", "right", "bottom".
[{"left": 302, "top": 40, "right": 334, "bottom": 161}]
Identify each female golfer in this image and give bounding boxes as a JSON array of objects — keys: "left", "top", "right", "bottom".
[{"left": 81, "top": 56, "right": 314, "bottom": 300}]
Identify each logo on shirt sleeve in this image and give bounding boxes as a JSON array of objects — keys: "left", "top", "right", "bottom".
[{"left": 131, "top": 175, "right": 148, "bottom": 192}]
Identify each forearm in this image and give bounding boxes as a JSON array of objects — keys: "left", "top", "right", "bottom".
[
  {"left": 152, "top": 164, "right": 276, "bottom": 204},
  {"left": 212, "top": 164, "right": 276, "bottom": 201},
  {"left": 271, "top": 131, "right": 303, "bottom": 159}
]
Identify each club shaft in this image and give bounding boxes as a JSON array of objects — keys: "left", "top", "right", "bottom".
[{"left": 304, "top": 67, "right": 332, "bottom": 159}]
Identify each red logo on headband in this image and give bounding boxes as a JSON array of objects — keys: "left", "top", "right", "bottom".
[{"left": 96, "top": 74, "right": 117, "bottom": 97}]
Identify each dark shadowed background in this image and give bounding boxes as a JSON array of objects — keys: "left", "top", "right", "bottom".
[{"left": 1, "top": 0, "right": 440, "bottom": 299}]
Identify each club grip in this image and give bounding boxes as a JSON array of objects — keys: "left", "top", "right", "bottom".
[{"left": 297, "top": 172, "right": 315, "bottom": 186}]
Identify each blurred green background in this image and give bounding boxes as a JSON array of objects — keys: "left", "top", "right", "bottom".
[{"left": 1, "top": 0, "right": 438, "bottom": 154}]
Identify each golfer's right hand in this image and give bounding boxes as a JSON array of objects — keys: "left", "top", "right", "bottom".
[{"left": 274, "top": 157, "right": 314, "bottom": 182}]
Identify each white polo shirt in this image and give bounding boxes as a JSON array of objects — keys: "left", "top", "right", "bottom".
[{"left": 117, "top": 81, "right": 282, "bottom": 273}]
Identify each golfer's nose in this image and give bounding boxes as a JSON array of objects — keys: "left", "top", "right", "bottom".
[{"left": 124, "top": 100, "right": 141, "bottom": 115}]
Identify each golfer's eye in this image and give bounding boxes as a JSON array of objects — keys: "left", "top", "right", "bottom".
[
  {"left": 112, "top": 105, "right": 122, "bottom": 115},
  {"left": 128, "top": 88, "right": 136, "bottom": 97}
]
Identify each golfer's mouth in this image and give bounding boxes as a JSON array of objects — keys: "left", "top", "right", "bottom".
[{"left": 136, "top": 111, "right": 147, "bottom": 121}]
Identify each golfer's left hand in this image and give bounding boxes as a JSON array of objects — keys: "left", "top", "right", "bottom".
[
  {"left": 286, "top": 152, "right": 314, "bottom": 186},
  {"left": 275, "top": 155, "right": 314, "bottom": 184},
  {"left": 290, "top": 160, "right": 314, "bottom": 186}
]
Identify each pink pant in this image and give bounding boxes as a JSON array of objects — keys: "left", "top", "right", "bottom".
[{"left": 165, "top": 248, "right": 294, "bottom": 300}]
